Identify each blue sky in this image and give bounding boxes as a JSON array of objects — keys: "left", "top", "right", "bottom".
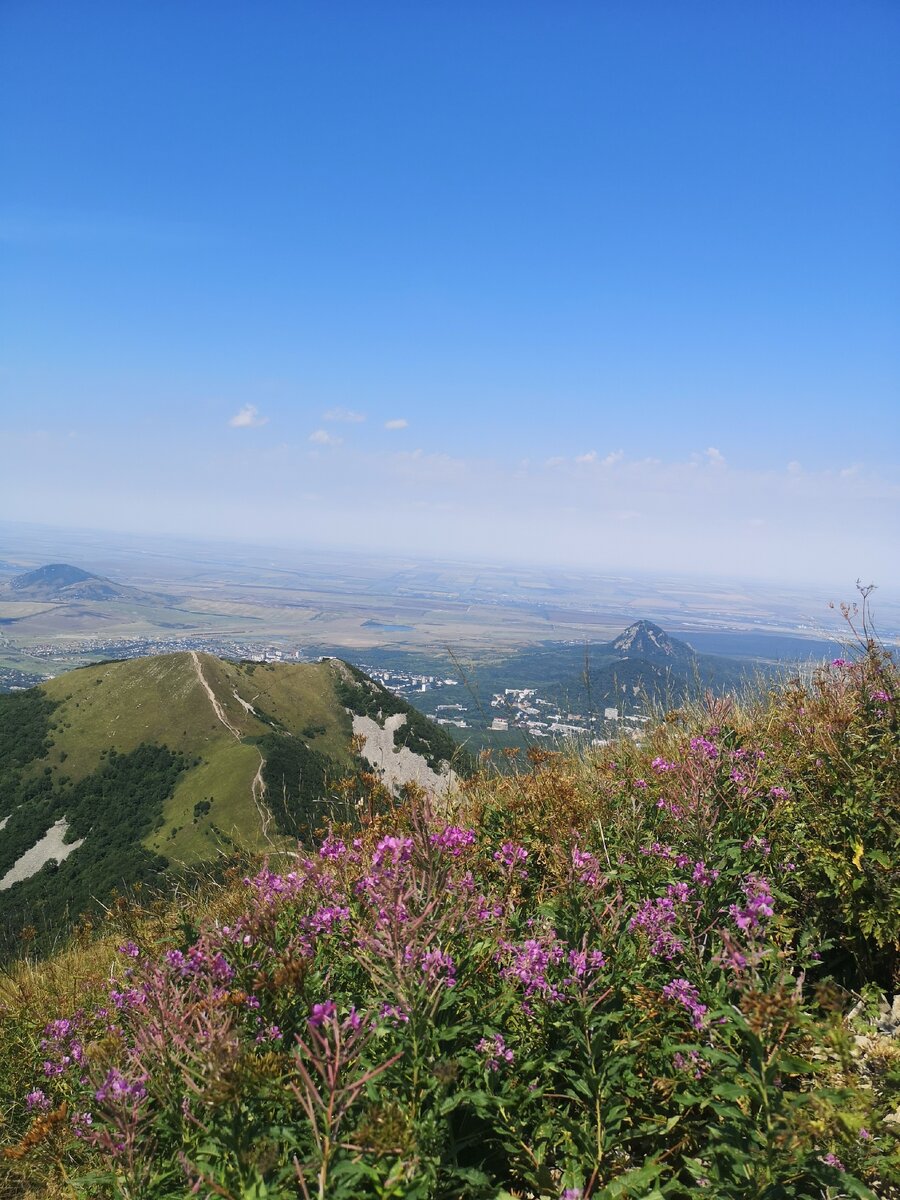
[{"left": 1, "top": 1, "right": 898, "bottom": 584}]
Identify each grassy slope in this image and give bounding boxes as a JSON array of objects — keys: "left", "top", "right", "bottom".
[{"left": 30, "top": 654, "right": 358, "bottom": 867}]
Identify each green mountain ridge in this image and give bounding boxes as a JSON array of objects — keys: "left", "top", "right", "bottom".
[{"left": 0, "top": 652, "right": 463, "bottom": 955}]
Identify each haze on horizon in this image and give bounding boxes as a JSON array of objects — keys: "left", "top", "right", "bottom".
[{"left": 1, "top": 3, "right": 898, "bottom": 588}]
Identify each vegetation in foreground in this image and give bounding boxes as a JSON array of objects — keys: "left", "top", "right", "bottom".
[{"left": 0, "top": 619, "right": 898, "bottom": 1199}]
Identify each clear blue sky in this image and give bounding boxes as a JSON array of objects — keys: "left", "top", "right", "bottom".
[{"left": 1, "top": 1, "right": 898, "bottom": 584}]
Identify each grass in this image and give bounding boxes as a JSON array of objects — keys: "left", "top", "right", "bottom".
[{"left": 26, "top": 655, "right": 359, "bottom": 870}]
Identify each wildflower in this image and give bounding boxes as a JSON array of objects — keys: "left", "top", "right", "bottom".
[
  {"left": 859, "top": 1128, "right": 871, "bottom": 1141},
  {"left": 871, "top": 689, "right": 892, "bottom": 702},
  {"left": 308, "top": 1000, "right": 337, "bottom": 1028},
  {"left": 567, "top": 947, "right": 605, "bottom": 979},
  {"left": 477, "top": 1033, "right": 514, "bottom": 1071},
  {"left": 420, "top": 947, "right": 457, "bottom": 987},
  {"left": 26, "top": 1089, "right": 50, "bottom": 1111},
  {"left": 729, "top": 874, "right": 775, "bottom": 933},
  {"left": 372, "top": 835, "right": 414, "bottom": 870},
  {"left": 651, "top": 756, "right": 677, "bottom": 773},
  {"left": 117, "top": 941, "right": 140, "bottom": 958},
  {"left": 690, "top": 737, "right": 719, "bottom": 760},
  {"left": 662, "top": 978, "right": 708, "bottom": 1029},
  {"left": 379, "top": 1003, "right": 409, "bottom": 1024},
  {"left": 692, "top": 860, "right": 719, "bottom": 885},
  {"left": 43, "top": 1018, "right": 72, "bottom": 1041},
  {"left": 742, "top": 835, "right": 771, "bottom": 856},
  {"left": 71, "top": 1111, "right": 93, "bottom": 1139},
  {"left": 94, "top": 1067, "right": 147, "bottom": 1105},
  {"left": 343, "top": 1007, "right": 362, "bottom": 1032},
  {"left": 318, "top": 833, "right": 347, "bottom": 860},
  {"left": 494, "top": 842, "right": 528, "bottom": 873},
  {"left": 430, "top": 825, "right": 476, "bottom": 855},
  {"left": 572, "top": 846, "right": 601, "bottom": 885},
  {"left": 821, "top": 1152, "right": 845, "bottom": 1171},
  {"left": 629, "top": 897, "right": 684, "bottom": 959},
  {"left": 497, "top": 935, "right": 565, "bottom": 1002},
  {"left": 656, "top": 796, "right": 682, "bottom": 815},
  {"left": 769, "top": 786, "right": 789, "bottom": 800},
  {"left": 633, "top": 778, "right": 647, "bottom": 789}
]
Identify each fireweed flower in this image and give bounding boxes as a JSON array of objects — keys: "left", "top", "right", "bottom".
[
  {"left": 308, "top": 1000, "right": 337, "bottom": 1028},
  {"left": 662, "top": 978, "right": 708, "bottom": 1029},
  {"left": 477, "top": 1033, "right": 514, "bottom": 1071},
  {"left": 497, "top": 934, "right": 566, "bottom": 1003},
  {"left": 692, "top": 860, "right": 720, "bottom": 886},
  {"left": 629, "top": 896, "right": 685, "bottom": 960},
  {"left": 430, "top": 825, "right": 476, "bottom": 855},
  {"left": 318, "top": 833, "right": 347, "bottom": 860},
  {"left": 372, "top": 835, "right": 414, "bottom": 870},
  {"left": 651, "top": 756, "right": 677, "bottom": 773},
  {"left": 729, "top": 874, "right": 775, "bottom": 933},
  {"left": 494, "top": 842, "right": 528, "bottom": 874},
  {"left": 94, "top": 1067, "right": 147, "bottom": 1105},
  {"left": 567, "top": 948, "right": 606, "bottom": 980},
  {"left": 742, "top": 835, "right": 771, "bottom": 857},
  {"left": 419, "top": 947, "right": 457, "bottom": 988},
  {"left": 379, "top": 1003, "right": 409, "bottom": 1024},
  {"left": 689, "top": 737, "right": 719, "bottom": 760},
  {"left": 571, "top": 846, "right": 601, "bottom": 885}
]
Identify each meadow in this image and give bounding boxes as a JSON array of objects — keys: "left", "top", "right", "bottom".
[{"left": 0, "top": 611, "right": 897, "bottom": 1199}]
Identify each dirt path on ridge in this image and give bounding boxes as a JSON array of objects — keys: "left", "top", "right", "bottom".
[{"left": 190, "top": 650, "right": 273, "bottom": 837}]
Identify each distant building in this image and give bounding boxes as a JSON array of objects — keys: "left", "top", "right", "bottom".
[{"left": 490, "top": 718, "right": 509, "bottom": 731}]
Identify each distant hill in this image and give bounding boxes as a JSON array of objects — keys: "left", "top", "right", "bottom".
[
  {"left": 4, "top": 562, "right": 154, "bottom": 603},
  {"left": 609, "top": 619, "right": 696, "bottom": 664},
  {"left": 534, "top": 619, "right": 758, "bottom": 713},
  {"left": 394, "top": 620, "right": 765, "bottom": 735},
  {"left": 0, "top": 653, "right": 465, "bottom": 955}
]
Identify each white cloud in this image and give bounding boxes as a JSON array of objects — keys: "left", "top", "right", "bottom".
[
  {"left": 322, "top": 408, "right": 365, "bottom": 423},
  {"left": 705, "top": 446, "right": 726, "bottom": 467},
  {"left": 575, "top": 450, "right": 597, "bottom": 464},
  {"left": 601, "top": 450, "right": 624, "bottom": 467},
  {"left": 228, "top": 404, "right": 269, "bottom": 429},
  {"left": 309, "top": 429, "right": 342, "bottom": 446},
  {"left": 384, "top": 418, "right": 408, "bottom": 430}
]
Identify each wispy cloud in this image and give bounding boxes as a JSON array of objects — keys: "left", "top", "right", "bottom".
[
  {"left": 322, "top": 407, "right": 365, "bottom": 423},
  {"left": 384, "top": 418, "right": 408, "bottom": 430},
  {"left": 228, "top": 404, "right": 269, "bottom": 428},
  {"left": 309, "top": 429, "right": 342, "bottom": 446}
]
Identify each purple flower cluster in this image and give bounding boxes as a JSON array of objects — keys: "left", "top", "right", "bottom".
[
  {"left": 629, "top": 895, "right": 685, "bottom": 960},
  {"left": 94, "top": 1067, "right": 147, "bottom": 1106},
  {"left": 493, "top": 841, "right": 528, "bottom": 876},
  {"left": 571, "top": 846, "right": 602, "bottom": 886},
  {"left": 430, "top": 825, "right": 476, "bottom": 856},
  {"left": 477, "top": 1033, "right": 514, "bottom": 1072},
  {"left": 729, "top": 874, "right": 775, "bottom": 933},
  {"left": 497, "top": 934, "right": 565, "bottom": 1003},
  {"left": 651, "top": 756, "right": 677, "bottom": 774},
  {"left": 689, "top": 736, "right": 719, "bottom": 760},
  {"left": 662, "top": 978, "right": 708, "bottom": 1029}
]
